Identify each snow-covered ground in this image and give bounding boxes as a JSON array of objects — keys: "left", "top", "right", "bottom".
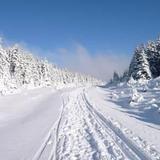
[
  {"left": 87, "top": 86, "right": 160, "bottom": 159},
  {"left": 0, "top": 87, "right": 65, "bottom": 160},
  {"left": 0, "top": 85, "right": 160, "bottom": 160}
]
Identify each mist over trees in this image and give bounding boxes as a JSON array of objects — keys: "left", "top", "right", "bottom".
[{"left": 0, "top": 42, "right": 100, "bottom": 94}]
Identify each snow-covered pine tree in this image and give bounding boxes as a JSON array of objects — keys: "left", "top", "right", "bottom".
[
  {"left": 0, "top": 45, "right": 11, "bottom": 93},
  {"left": 129, "top": 45, "right": 151, "bottom": 80},
  {"left": 146, "top": 37, "right": 160, "bottom": 78},
  {"left": 118, "top": 70, "right": 129, "bottom": 82},
  {"left": 156, "top": 35, "right": 160, "bottom": 51},
  {"left": 112, "top": 71, "right": 120, "bottom": 82},
  {"left": 0, "top": 40, "right": 101, "bottom": 94}
]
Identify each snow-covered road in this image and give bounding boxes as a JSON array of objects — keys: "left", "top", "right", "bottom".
[
  {"left": 0, "top": 87, "right": 160, "bottom": 160},
  {"left": 0, "top": 87, "right": 64, "bottom": 160}
]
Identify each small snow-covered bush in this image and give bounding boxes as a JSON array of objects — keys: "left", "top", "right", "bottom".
[{"left": 130, "top": 88, "right": 144, "bottom": 104}]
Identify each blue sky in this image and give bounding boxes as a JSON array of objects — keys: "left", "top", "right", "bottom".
[{"left": 0, "top": 0, "right": 160, "bottom": 80}]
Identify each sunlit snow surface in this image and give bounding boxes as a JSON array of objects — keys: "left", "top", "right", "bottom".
[{"left": 0, "top": 84, "right": 160, "bottom": 160}]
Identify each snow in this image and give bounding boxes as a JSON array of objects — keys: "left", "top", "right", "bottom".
[
  {"left": 0, "top": 84, "right": 160, "bottom": 159},
  {"left": 87, "top": 86, "right": 160, "bottom": 154},
  {"left": 128, "top": 36, "right": 160, "bottom": 80},
  {"left": 0, "top": 43, "right": 101, "bottom": 95},
  {"left": 0, "top": 87, "right": 67, "bottom": 160},
  {"left": 1, "top": 36, "right": 160, "bottom": 159}
]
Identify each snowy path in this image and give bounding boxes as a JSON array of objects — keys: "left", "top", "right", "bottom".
[
  {"left": 0, "top": 87, "right": 66, "bottom": 160},
  {"left": 0, "top": 87, "right": 160, "bottom": 160},
  {"left": 34, "top": 88, "right": 160, "bottom": 160}
]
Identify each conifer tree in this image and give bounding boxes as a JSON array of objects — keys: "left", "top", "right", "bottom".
[
  {"left": 0, "top": 39, "right": 100, "bottom": 93},
  {"left": 129, "top": 45, "right": 151, "bottom": 80},
  {"left": 113, "top": 71, "right": 120, "bottom": 82}
]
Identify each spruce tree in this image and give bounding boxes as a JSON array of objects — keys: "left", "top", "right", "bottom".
[
  {"left": 113, "top": 71, "right": 120, "bottom": 82},
  {"left": 146, "top": 38, "right": 160, "bottom": 78},
  {"left": 129, "top": 45, "right": 151, "bottom": 80}
]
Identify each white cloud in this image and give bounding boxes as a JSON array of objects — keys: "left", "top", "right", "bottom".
[{"left": 50, "top": 43, "right": 131, "bottom": 81}]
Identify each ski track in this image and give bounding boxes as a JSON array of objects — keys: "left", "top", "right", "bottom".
[
  {"left": 32, "top": 94, "right": 69, "bottom": 160},
  {"left": 32, "top": 88, "right": 160, "bottom": 160}
]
